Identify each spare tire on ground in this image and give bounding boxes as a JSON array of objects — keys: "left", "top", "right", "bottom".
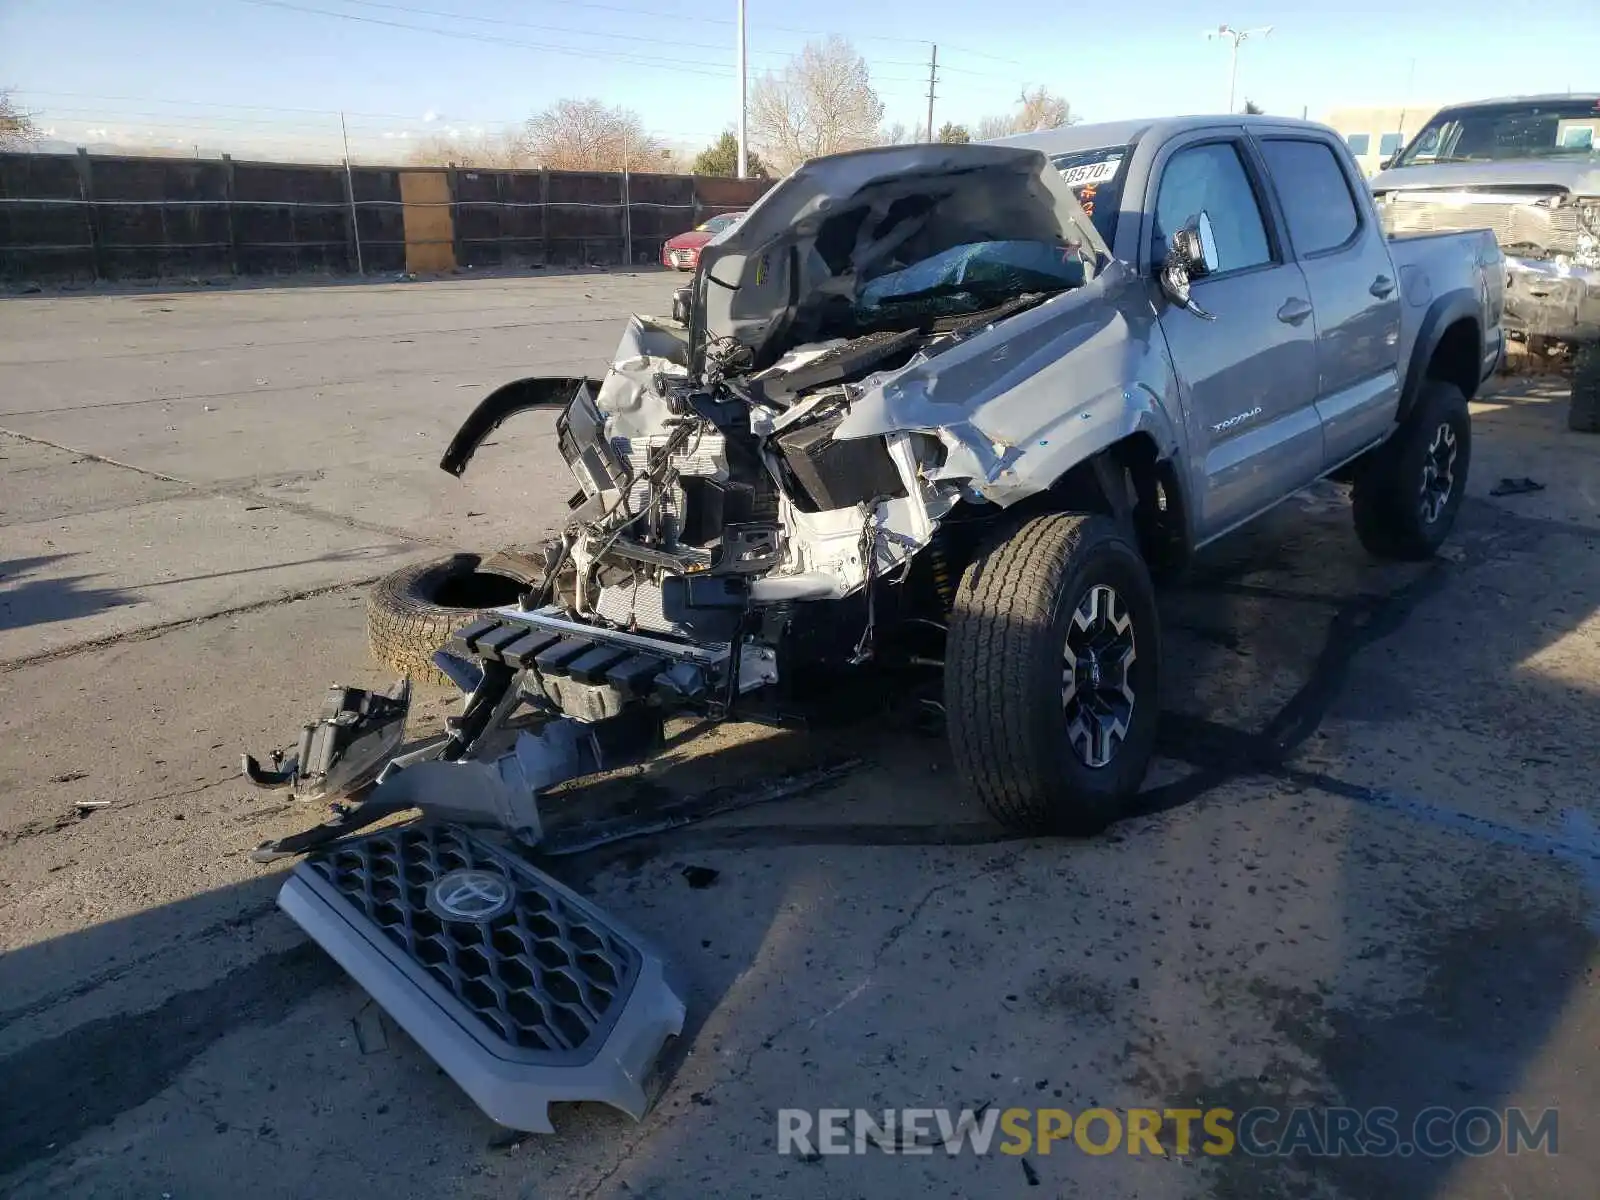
[{"left": 367, "top": 552, "right": 540, "bottom": 687}]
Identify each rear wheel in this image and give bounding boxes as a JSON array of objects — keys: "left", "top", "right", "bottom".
[
  {"left": 945, "top": 513, "right": 1160, "bottom": 836},
  {"left": 1570, "top": 344, "right": 1600, "bottom": 434},
  {"left": 367, "top": 553, "right": 534, "bottom": 686},
  {"left": 1351, "top": 379, "right": 1472, "bottom": 560}
]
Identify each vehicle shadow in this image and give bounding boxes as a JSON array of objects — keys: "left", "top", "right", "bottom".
[{"left": 0, "top": 554, "right": 140, "bottom": 635}]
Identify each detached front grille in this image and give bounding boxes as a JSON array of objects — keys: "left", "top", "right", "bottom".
[
  {"left": 310, "top": 825, "right": 639, "bottom": 1055},
  {"left": 1382, "top": 192, "right": 1582, "bottom": 255}
]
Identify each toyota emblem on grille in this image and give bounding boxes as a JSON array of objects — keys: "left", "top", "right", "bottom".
[{"left": 428, "top": 869, "right": 514, "bottom": 922}]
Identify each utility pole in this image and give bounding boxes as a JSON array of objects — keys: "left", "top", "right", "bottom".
[
  {"left": 340, "top": 111, "right": 364, "bottom": 275},
  {"left": 735, "top": 0, "right": 748, "bottom": 178},
  {"left": 1204, "top": 24, "right": 1273, "bottom": 113},
  {"left": 925, "top": 44, "right": 938, "bottom": 142}
]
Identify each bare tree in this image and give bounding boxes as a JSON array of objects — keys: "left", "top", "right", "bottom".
[
  {"left": 749, "top": 37, "right": 885, "bottom": 172},
  {"left": 976, "top": 86, "right": 1077, "bottom": 140},
  {"left": 405, "top": 132, "right": 529, "bottom": 169},
  {"left": 518, "top": 99, "right": 661, "bottom": 171},
  {"left": 879, "top": 121, "right": 912, "bottom": 146},
  {"left": 1, "top": 88, "right": 40, "bottom": 149}
]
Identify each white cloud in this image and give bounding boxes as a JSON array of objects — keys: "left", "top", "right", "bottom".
[{"left": 422, "top": 109, "right": 438, "bottom": 123}]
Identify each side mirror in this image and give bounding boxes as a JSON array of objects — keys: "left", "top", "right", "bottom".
[
  {"left": 1378, "top": 154, "right": 1396, "bottom": 170},
  {"left": 1158, "top": 211, "right": 1218, "bottom": 320}
]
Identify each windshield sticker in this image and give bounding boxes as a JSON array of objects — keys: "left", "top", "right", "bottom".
[{"left": 1058, "top": 156, "right": 1123, "bottom": 188}]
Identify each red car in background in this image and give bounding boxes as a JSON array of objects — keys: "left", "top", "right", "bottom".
[{"left": 660, "top": 211, "right": 746, "bottom": 270}]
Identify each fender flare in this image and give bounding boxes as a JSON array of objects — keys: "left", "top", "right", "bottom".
[
  {"left": 438, "top": 376, "right": 601, "bottom": 478},
  {"left": 1399, "top": 289, "right": 1481, "bottom": 422}
]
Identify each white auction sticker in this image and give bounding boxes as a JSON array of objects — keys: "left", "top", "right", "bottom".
[{"left": 1058, "top": 156, "right": 1123, "bottom": 188}]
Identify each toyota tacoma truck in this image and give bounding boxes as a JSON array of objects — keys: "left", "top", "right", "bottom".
[
  {"left": 243, "top": 116, "right": 1503, "bottom": 1134},
  {"left": 1368, "top": 93, "right": 1600, "bottom": 429}
]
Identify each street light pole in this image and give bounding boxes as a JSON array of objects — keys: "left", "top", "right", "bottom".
[
  {"left": 736, "top": 0, "right": 748, "bottom": 178},
  {"left": 1205, "top": 24, "right": 1273, "bottom": 113}
]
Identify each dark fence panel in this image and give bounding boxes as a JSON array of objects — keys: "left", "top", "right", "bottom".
[
  {"left": 0, "top": 154, "right": 94, "bottom": 280},
  {"left": 232, "top": 161, "right": 354, "bottom": 275},
  {"left": 0, "top": 151, "right": 774, "bottom": 283}
]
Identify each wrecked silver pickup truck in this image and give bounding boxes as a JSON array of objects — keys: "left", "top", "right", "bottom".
[
  {"left": 1368, "top": 94, "right": 1600, "bottom": 429},
  {"left": 244, "top": 117, "right": 1503, "bottom": 1134}
]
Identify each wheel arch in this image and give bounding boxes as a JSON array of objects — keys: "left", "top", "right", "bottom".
[
  {"left": 1036, "top": 431, "right": 1193, "bottom": 577},
  {"left": 438, "top": 376, "right": 601, "bottom": 478},
  {"left": 1402, "top": 291, "right": 1483, "bottom": 420}
]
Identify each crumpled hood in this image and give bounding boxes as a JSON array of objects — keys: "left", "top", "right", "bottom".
[
  {"left": 1371, "top": 158, "right": 1600, "bottom": 196},
  {"left": 689, "top": 142, "right": 1107, "bottom": 370}
]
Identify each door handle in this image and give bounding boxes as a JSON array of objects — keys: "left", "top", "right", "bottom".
[
  {"left": 1276, "top": 298, "right": 1313, "bottom": 325},
  {"left": 1370, "top": 275, "right": 1396, "bottom": 298}
]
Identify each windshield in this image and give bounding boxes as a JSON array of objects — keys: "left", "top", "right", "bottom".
[
  {"left": 698, "top": 213, "right": 743, "bottom": 234},
  {"left": 1395, "top": 99, "right": 1600, "bottom": 166},
  {"left": 1049, "top": 145, "right": 1133, "bottom": 245}
]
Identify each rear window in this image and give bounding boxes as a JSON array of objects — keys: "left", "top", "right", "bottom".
[
  {"left": 1259, "top": 138, "right": 1361, "bottom": 256},
  {"left": 1049, "top": 145, "right": 1132, "bottom": 246}
]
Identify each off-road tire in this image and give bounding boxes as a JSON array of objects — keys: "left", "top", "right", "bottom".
[
  {"left": 367, "top": 553, "right": 534, "bottom": 687},
  {"left": 1351, "top": 379, "right": 1472, "bottom": 561},
  {"left": 945, "top": 513, "right": 1161, "bottom": 836},
  {"left": 1570, "top": 344, "right": 1600, "bottom": 434}
]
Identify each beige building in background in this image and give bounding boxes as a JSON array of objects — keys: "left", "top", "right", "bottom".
[{"left": 1321, "top": 105, "right": 1442, "bottom": 175}]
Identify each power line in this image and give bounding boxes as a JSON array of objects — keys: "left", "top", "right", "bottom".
[
  {"left": 229, "top": 0, "right": 1024, "bottom": 83},
  {"left": 231, "top": 0, "right": 740, "bottom": 77},
  {"left": 356, "top": 0, "right": 1030, "bottom": 61},
  {"left": 319, "top": 0, "right": 796, "bottom": 61}
]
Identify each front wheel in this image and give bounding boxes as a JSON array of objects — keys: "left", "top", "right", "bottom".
[
  {"left": 1351, "top": 379, "right": 1472, "bottom": 561},
  {"left": 945, "top": 513, "right": 1161, "bottom": 836}
]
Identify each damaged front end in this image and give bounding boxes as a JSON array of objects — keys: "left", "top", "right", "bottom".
[
  {"left": 1371, "top": 107, "right": 1600, "bottom": 344},
  {"left": 242, "top": 142, "right": 1118, "bottom": 1136},
  {"left": 540, "top": 143, "right": 1110, "bottom": 652}
]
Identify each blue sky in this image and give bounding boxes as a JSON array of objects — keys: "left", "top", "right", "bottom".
[{"left": 1, "top": 0, "right": 1595, "bottom": 161}]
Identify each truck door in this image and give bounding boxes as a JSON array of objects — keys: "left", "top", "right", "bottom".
[
  {"left": 1146, "top": 134, "right": 1322, "bottom": 541},
  {"left": 1254, "top": 134, "right": 1403, "bottom": 466}
]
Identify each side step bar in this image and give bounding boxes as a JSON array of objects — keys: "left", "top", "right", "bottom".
[{"left": 279, "top": 823, "right": 685, "bottom": 1133}]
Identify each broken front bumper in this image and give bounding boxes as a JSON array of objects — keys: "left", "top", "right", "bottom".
[
  {"left": 248, "top": 606, "right": 775, "bottom": 1132},
  {"left": 279, "top": 823, "right": 684, "bottom": 1133},
  {"left": 1505, "top": 256, "right": 1600, "bottom": 342}
]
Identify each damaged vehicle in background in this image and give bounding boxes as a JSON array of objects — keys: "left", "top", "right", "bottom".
[
  {"left": 1369, "top": 93, "right": 1600, "bottom": 430},
  {"left": 243, "top": 119, "right": 1504, "bottom": 1136}
]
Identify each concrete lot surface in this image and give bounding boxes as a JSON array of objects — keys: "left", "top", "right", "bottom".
[{"left": 2, "top": 273, "right": 1598, "bottom": 1199}]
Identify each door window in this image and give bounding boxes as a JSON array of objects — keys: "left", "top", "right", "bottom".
[
  {"left": 1153, "top": 142, "right": 1273, "bottom": 274},
  {"left": 1258, "top": 138, "right": 1361, "bottom": 255}
]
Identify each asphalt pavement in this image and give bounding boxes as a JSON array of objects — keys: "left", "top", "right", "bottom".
[{"left": 1, "top": 272, "right": 1597, "bottom": 1199}]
